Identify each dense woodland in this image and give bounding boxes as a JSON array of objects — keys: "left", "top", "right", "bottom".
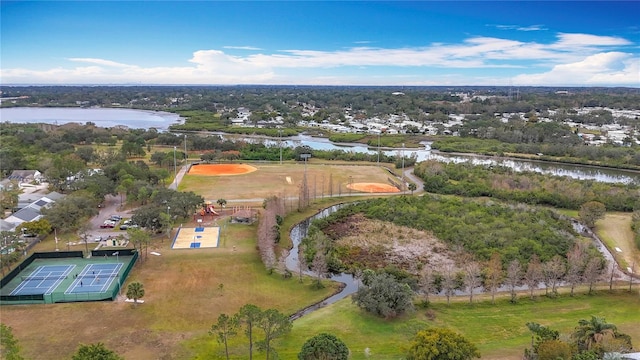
[
  {"left": 413, "top": 160, "right": 640, "bottom": 211},
  {"left": 305, "top": 195, "right": 582, "bottom": 268}
]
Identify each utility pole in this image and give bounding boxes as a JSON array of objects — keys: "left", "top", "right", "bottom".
[
  {"left": 279, "top": 129, "right": 283, "bottom": 165},
  {"left": 401, "top": 143, "right": 405, "bottom": 193},
  {"left": 184, "top": 134, "right": 187, "bottom": 165},
  {"left": 377, "top": 131, "right": 381, "bottom": 165}
]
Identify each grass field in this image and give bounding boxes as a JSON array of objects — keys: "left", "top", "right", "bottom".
[
  {"left": 269, "top": 290, "right": 640, "bottom": 360},
  {"left": 597, "top": 212, "right": 640, "bottom": 273},
  {"left": 178, "top": 162, "right": 397, "bottom": 207}
]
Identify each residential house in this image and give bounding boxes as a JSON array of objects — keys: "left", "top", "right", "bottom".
[
  {"left": 7, "top": 170, "right": 42, "bottom": 184},
  {"left": 4, "top": 192, "right": 63, "bottom": 232}
]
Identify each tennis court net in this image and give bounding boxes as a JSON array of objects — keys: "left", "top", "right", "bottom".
[
  {"left": 22, "top": 275, "right": 68, "bottom": 281},
  {"left": 78, "top": 273, "right": 119, "bottom": 279}
]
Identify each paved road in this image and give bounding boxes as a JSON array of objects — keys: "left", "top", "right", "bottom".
[
  {"left": 169, "top": 164, "right": 188, "bottom": 190},
  {"left": 85, "top": 194, "right": 131, "bottom": 243}
]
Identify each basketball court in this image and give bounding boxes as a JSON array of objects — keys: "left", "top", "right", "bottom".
[{"left": 171, "top": 226, "right": 220, "bottom": 249}]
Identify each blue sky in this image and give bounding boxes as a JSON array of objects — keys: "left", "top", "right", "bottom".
[{"left": 1, "top": 1, "right": 638, "bottom": 86}]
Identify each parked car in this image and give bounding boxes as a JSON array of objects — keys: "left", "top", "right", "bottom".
[
  {"left": 100, "top": 220, "right": 116, "bottom": 228},
  {"left": 120, "top": 223, "right": 138, "bottom": 230},
  {"left": 109, "top": 215, "right": 122, "bottom": 221}
]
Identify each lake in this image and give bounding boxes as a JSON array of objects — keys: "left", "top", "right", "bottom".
[{"left": 0, "top": 107, "right": 183, "bottom": 130}]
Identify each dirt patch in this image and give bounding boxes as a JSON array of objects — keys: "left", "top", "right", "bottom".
[
  {"left": 326, "top": 214, "right": 457, "bottom": 273},
  {"left": 347, "top": 182, "right": 400, "bottom": 193},
  {"left": 188, "top": 163, "right": 257, "bottom": 176}
]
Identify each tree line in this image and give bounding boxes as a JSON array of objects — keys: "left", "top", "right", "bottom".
[{"left": 413, "top": 160, "right": 640, "bottom": 211}]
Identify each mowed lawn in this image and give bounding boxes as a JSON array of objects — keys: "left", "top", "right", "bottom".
[
  {"left": 270, "top": 291, "right": 640, "bottom": 360},
  {"left": 179, "top": 162, "right": 397, "bottom": 206}
]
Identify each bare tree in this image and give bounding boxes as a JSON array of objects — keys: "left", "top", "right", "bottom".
[
  {"left": 419, "top": 266, "right": 437, "bottom": 304},
  {"left": 463, "top": 259, "right": 481, "bottom": 304},
  {"left": 543, "top": 255, "right": 566, "bottom": 296},
  {"left": 258, "top": 197, "right": 280, "bottom": 271},
  {"left": 310, "top": 233, "right": 329, "bottom": 287},
  {"left": 442, "top": 265, "right": 457, "bottom": 305},
  {"left": 609, "top": 261, "right": 616, "bottom": 291},
  {"left": 583, "top": 256, "right": 604, "bottom": 294},
  {"left": 505, "top": 259, "right": 522, "bottom": 303},
  {"left": 484, "top": 253, "right": 503, "bottom": 304},
  {"left": 524, "top": 254, "right": 543, "bottom": 300},
  {"left": 566, "top": 243, "right": 587, "bottom": 296}
]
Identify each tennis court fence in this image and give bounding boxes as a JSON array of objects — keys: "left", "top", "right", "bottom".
[{"left": 1, "top": 250, "right": 139, "bottom": 304}]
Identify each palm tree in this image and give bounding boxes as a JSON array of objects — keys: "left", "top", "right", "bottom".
[
  {"left": 217, "top": 198, "right": 227, "bottom": 208},
  {"left": 126, "top": 282, "right": 145, "bottom": 306},
  {"left": 572, "top": 316, "right": 617, "bottom": 351}
]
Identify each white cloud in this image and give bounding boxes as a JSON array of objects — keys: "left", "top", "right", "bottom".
[
  {"left": 67, "top": 58, "right": 134, "bottom": 68},
  {"left": 493, "top": 24, "right": 547, "bottom": 32},
  {"left": 513, "top": 52, "right": 640, "bottom": 86},
  {"left": 517, "top": 25, "right": 547, "bottom": 32},
  {"left": 1, "top": 32, "right": 637, "bottom": 85},
  {"left": 222, "top": 46, "right": 263, "bottom": 51},
  {"left": 554, "top": 33, "right": 632, "bottom": 48}
]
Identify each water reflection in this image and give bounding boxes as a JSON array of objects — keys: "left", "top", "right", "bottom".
[{"left": 239, "top": 134, "right": 640, "bottom": 185}]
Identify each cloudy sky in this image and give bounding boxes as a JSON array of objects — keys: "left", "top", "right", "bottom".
[{"left": 1, "top": 1, "right": 638, "bottom": 87}]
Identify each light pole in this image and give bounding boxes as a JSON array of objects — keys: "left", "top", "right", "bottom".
[
  {"left": 184, "top": 134, "right": 187, "bottom": 165},
  {"left": 348, "top": 175, "right": 353, "bottom": 196},
  {"left": 401, "top": 143, "right": 405, "bottom": 193},
  {"left": 300, "top": 153, "right": 311, "bottom": 206},
  {"left": 278, "top": 129, "right": 283, "bottom": 165},
  {"left": 377, "top": 131, "right": 381, "bottom": 165},
  {"left": 173, "top": 146, "right": 177, "bottom": 180}
]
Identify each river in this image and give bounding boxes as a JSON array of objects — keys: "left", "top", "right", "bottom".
[
  {"left": 3, "top": 107, "right": 638, "bottom": 184},
  {"left": 272, "top": 134, "right": 640, "bottom": 185},
  {"left": 286, "top": 205, "right": 360, "bottom": 319}
]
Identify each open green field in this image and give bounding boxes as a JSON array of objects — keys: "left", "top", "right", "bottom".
[{"left": 269, "top": 291, "right": 640, "bottom": 360}]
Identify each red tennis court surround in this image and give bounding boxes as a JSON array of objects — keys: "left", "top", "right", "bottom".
[{"left": 188, "top": 163, "right": 257, "bottom": 176}]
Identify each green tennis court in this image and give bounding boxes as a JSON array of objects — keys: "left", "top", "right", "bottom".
[{"left": 0, "top": 250, "right": 137, "bottom": 305}]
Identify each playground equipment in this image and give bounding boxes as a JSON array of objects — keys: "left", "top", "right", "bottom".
[{"left": 194, "top": 201, "right": 219, "bottom": 220}]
